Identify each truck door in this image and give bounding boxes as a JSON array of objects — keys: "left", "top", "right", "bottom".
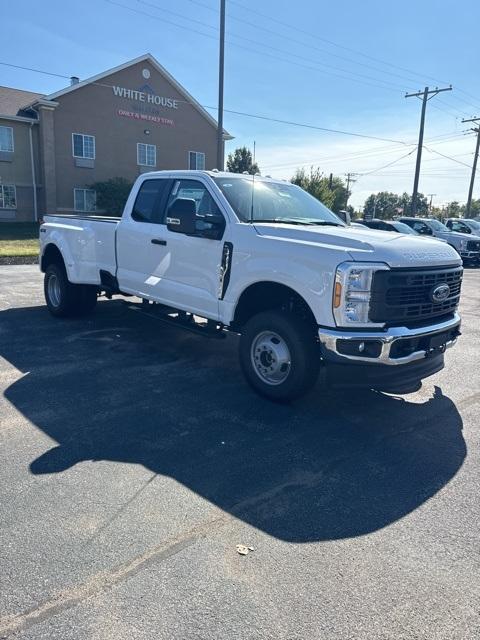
[
  {"left": 116, "top": 178, "right": 172, "bottom": 297},
  {"left": 156, "top": 178, "right": 228, "bottom": 320}
]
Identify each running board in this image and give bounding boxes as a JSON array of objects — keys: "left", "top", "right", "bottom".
[{"left": 126, "top": 301, "right": 227, "bottom": 339}]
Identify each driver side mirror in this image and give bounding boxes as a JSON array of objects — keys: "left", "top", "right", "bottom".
[
  {"left": 166, "top": 198, "right": 197, "bottom": 234},
  {"left": 337, "top": 210, "right": 351, "bottom": 225}
]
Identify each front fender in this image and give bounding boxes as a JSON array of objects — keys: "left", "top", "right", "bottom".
[{"left": 222, "top": 249, "right": 340, "bottom": 327}]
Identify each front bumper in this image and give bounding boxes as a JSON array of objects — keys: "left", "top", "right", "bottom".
[
  {"left": 459, "top": 250, "right": 480, "bottom": 260},
  {"left": 318, "top": 312, "right": 461, "bottom": 366}
]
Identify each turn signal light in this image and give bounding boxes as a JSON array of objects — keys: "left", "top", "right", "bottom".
[{"left": 333, "top": 282, "right": 342, "bottom": 308}]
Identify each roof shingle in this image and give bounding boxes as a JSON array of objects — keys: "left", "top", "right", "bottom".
[{"left": 0, "top": 86, "right": 43, "bottom": 116}]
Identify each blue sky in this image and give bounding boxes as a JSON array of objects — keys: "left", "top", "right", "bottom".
[{"left": 3, "top": 0, "right": 480, "bottom": 208}]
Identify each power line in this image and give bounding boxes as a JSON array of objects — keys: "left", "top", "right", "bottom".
[
  {"left": 183, "top": 0, "right": 480, "bottom": 117},
  {"left": 109, "top": 0, "right": 480, "bottom": 120},
  {"left": 0, "top": 61, "right": 70, "bottom": 79},
  {"left": 226, "top": 0, "right": 480, "bottom": 116},
  {"left": 144, "top": 0, "right": 480, "bottom": 122},
  {"left": 262, "top": 144, "right": 413, "bottom": 171},
  {"left": 179, "top": 0, "right": 424, "bottom": 89},
  {"left": 0, "top": 58, "right": 411, "bottom": 145},
  {"left": 130, "top": 0, "right": 410, "bottom": 94},
  {"left": 423, "top": 146, "right": 474, "bottom": 169},
  {"left": 260, "top": 133, "right": 470, "bottom": 172},
  {"left": 105, "top": 0, "right": 219, "bottom": 41},
  {"left": 1, "top": 60, "right": 473, "bottom": 154},
  {"left": 204, "top": 106, "right": 409, "bottom": 143},
  {"left": 358, "top": 149, "right": 417, "bottom": 176},
  {"left": 227, "top": 0, "right": 450, "bottom": 87}
]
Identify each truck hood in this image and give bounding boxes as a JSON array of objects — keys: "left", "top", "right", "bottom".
[
  {"left": 433, "top": 229, "right": 480, "bottom": 243},
  {"left": 254, "top": 223, "right": 461, "bottom": 268}
]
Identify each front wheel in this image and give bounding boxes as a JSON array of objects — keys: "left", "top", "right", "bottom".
[
  {"left": 44, "top": 263, "right": 97, "bottom": 317},
  {"left": 239, "top": 311, "right": 320, "bottom": 402}
]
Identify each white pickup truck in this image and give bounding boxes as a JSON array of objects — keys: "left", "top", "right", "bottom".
[
  {"left": 39, "top": 171, "right": 462, "bottom": 401},
  {"left": 399, "top": 216, "right": 480, "bottom": 264}
]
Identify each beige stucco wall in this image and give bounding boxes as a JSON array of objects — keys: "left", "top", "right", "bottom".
[{"left": 51, "top": 60, "right": 220, "bottom": 213}]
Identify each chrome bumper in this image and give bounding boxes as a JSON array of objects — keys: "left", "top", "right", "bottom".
[
  {"left": 459, "top": 250, "right": 480, "bottom": 259},
  {"left": 318, "top": 312, "right": 461, "bottom": 366}
]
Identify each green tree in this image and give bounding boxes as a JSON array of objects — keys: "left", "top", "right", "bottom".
[
  {"left": 89, "top": 177, "right": 133, "bottom": 216},
  {"left": 444, "top": 201, "right": 463, "bottom": 218},
  {"left": 363, "top": 191, "right": 428, "bottom": 219},
  {"left": 411, "top": 192, "right": 429, "bottom": 216},
  {"left": 363, "top": 192, "right": 401, "bottom": 219},
  {"left": 468, "top": 199, "right": 480, "bottom": 217},
  {"left": 226, "top": 147, "right": 259, "bottom": 175},
  {"left": 290, "top": 167, "right": 349, "bottom": 213}
]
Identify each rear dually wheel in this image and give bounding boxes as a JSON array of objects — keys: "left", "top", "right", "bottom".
[{"left": 44, "top": 263, "right": 97, "bottom": 317}]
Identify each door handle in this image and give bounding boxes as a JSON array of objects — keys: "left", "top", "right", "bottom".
[{"left": 151, "top": 238, "right": 167, "bottom": 246}]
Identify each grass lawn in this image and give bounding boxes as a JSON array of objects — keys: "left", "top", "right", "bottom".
[{"left": 0, "top": 223, "right": 40, "bottom": 257}]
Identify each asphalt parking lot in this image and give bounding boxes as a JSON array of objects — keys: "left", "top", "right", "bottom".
[{"left": 0, "top": 265, "right": 479, "bottom": 639}]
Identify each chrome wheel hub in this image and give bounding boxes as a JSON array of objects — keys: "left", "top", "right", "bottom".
[
  {"left": 48, "top": 274, "right": 61, "bottom": 308},
  {"left": 251, "top": 331, "right": 291, "bottom": 385}
]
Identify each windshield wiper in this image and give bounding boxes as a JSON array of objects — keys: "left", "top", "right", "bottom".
[
  {"left": 252, "top": 218, "right": 320, "bottom": 226},
  {"left": 307, "top": 220, "right": 344, "bottom": 227}
]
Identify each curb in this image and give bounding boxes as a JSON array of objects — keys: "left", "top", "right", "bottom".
[{"left": 0, "top": 256, "right": 39, "bottom": 266}]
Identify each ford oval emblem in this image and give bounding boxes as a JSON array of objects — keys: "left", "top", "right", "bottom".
[{"left": 431, "top": 283, "right": 450, "bottom": 303}]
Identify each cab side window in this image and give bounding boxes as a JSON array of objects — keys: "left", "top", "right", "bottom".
[
  {"left": 132, "top": 179, "right": 170, "bottom": 223},
  {"left": 450, "top": 221, "right": 470, "bottom": 233},
  {"left": 412, "top": 221, "right": 431, "bottom": 234},
  {"left": 165, "top": 179, "right": 225, "bottom": 236},
  {"left": 167, "top": 179, "right": 221, "bottom": 216}
]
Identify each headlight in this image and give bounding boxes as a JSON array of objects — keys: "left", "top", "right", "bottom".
[
  {"left": 333, "top": 262, "right": 389, "bottom": 327},
  {"left": 459, "top": 239, "right": 468, "bottom": 249}
]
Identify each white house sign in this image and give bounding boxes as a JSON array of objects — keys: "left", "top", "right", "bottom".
[{"left": 112, "top": 85, "right": 179, "bottom": 109}]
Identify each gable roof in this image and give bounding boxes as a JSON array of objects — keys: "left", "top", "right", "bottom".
[
  {"left": 0, "top": 86, "right": 42, "bottom": 116},
  {"left": 43, "top": 53, "right": 233, "bottom": 140}
]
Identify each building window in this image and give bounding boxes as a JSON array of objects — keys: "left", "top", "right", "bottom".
[
  {"left": 0, "top": 184, "right": 17, "bottom": 208},
  {"left": 72, "top": 133, "right": 95, "bottom": 159},
  {"left": 137, "top": 143, "right": 156, "bottom": 167},
  {"left": 0, "top": 126, "right": 14, "bottom": 152},
  {"left": 189, "top": 151, "right": 205, "bottom": 170},
  {"left": 74, "top": 188, "right": 96, "bottom": 212}
]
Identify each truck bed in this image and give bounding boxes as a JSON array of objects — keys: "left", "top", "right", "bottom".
[{"left": 41, "top": 214, "right": 120, "bottom": 285}]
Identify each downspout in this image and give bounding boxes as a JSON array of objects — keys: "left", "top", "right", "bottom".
[{"left": 29, "top": 122, "right": 38, "bottom": 222}]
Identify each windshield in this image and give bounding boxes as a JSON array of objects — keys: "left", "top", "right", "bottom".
[
  {"left": 464, "top": 219, "right": 480, "bottom": 231},
  {"left": 213, "top": 176, "right": 344, "bottom": 226},
  {"left": 391, "top": 222, "right": 417, "bottom": 234},
  {"left": 426, "top": 219, "right": 449, "bottom": 232}
]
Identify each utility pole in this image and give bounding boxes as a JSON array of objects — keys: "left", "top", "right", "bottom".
[
  {"left": 216, "top": 0, "right": 226, "bottom": 170},
  {"left": 405, "top": 86, "right": 452, "bottom": 215},
  {"left": 461, "top": 117, "right": 480, "bottom": 216},
  {"left": 345, "top": 172, "right": 357, "bottom": 208},
  {"left": 428, "top": 193, "right": 436, "bottom": 211}
]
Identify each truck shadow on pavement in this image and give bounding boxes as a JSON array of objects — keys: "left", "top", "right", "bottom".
[{"left": 1, "top": 300, "right": 466, "bottom": 542}]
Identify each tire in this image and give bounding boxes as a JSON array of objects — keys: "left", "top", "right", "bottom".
[
  {"left": 44, "top": 263, "right": 97, "bottom": 317},
  {"left": 239, "top": 310, "right": 320, "bottom": 402}
]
